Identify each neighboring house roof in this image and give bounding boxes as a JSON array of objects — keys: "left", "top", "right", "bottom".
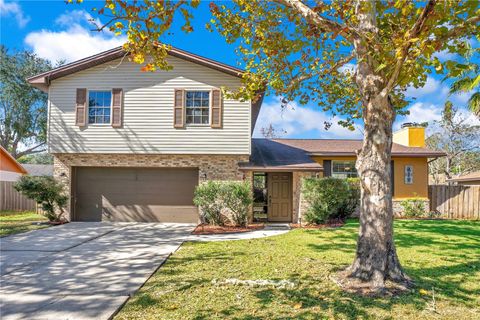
[
  {"left": 241, "top": 138, "right": 446, "bottom": 172},
  {"left": 27, "top": 45, "right": 245, "bottom": 92},
  {"left": 447, "top": 171, "right": 480, "bottom": 182},
  {"left": 22, "top": 164, "right": 54, "bottom": 176},
  {"left": 240, "top": 139, "right": 323, "bottom": 171},
  {"left": 0, "top": 146, "right": 27, "bottom": 174},
  {"left": 269, "top": 139, "right": 446, "bottom": 158}
]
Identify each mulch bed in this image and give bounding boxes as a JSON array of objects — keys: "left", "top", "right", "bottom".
[
  {"left": 290, "top": 219, "right": 345, "bottom": 229},
  {"left": 192, "top": 224, "right": 264, "bottom": 235}
]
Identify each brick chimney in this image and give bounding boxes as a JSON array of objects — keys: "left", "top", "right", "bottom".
[{"left": 393, "top": 123, "right": 426, "bottom": 147}]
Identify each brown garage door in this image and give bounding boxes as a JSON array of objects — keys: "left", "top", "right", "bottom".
[{"left": 73, "top": 167, "right": 198, "bottom": 222}]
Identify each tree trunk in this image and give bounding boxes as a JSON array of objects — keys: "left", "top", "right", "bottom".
[
  {"left": 343, "top": 0, "right": 410, "bottom": 291},
  {"left": 348, "top": 94, "right": 409, "bottom": 289}
]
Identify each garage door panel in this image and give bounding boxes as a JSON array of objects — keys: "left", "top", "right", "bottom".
[
  {"left": 98, "top": 193, "right": 194, "bottom": 206},
  {"left": 78, "top": 168, "right": 137, "bottom": 181},
  {"left": 102, "top": 206, "right": 198, "bottom": 223},
  {"left": 74, "top": 167, "right": 198, "bottom": 222}
]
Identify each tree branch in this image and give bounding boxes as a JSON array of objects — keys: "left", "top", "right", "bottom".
[
  {"left": 284, "top": 53, "right": 355, "bottom": 92},
  {"left": 274, "top": 0, "right": 357, "bottom": 41},
  {"left": 383, "top": 0, "right": 437, "bottom": 93},
  {"left": 440, "top": 14, "right": 480, "bottom": 41},
  {"left": 14, "top": 142, "right": 46, "bottom": 159}
]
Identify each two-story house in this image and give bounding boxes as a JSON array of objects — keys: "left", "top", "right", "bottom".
[{"left": 28, "top": 46, "right": 444, "bottom": 223}]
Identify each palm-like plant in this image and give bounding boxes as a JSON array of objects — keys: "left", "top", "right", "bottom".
[{"left": 445, "top": 48, "right": 480, "bottom": 117}]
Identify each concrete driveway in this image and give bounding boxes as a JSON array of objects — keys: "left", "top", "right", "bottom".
[{"left": 0, "top": 222, "right": 195, "bottom": 320}]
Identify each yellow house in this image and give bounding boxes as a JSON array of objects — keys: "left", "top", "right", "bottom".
[
  {"left": 312, "top": 124, "right": 436, "bottom": 200},
  {"left": 241, "top": 123, "right": 445, "bottom": 222}
]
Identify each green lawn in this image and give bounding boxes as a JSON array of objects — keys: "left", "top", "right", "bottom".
[
  {"left": 116, "top": 219, "right": 480, "bottom": 320},
  {"left": 0, "top": 210, "right": 49, "bottom": 237}
]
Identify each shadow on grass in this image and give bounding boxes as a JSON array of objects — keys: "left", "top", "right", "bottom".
[
  {"left": 0, "top": 223, "right": 48, "bottom": 237},
  {"left": 120, "top": 219, "right": 479, "bottom": 320}
]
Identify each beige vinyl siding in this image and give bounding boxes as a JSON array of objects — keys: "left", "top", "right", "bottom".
[{"left": 48, "top": 56, "right": 251, "bottom": 154}]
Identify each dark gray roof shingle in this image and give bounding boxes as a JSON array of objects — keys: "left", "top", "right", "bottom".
[
  {"left": 22, "top": 164, "right": 54, "bottom": 176},
  {"left": 240, "top": 139, "right": 323, "bottom": 171}
]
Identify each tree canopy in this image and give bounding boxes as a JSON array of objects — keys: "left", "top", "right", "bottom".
[
  {"left": 0, "top": 46, "right": 58, "bottom": 158},
  {"left": 79, "top": 0, "right": 479, "bottom": 291},
  {"left": 87, "top": 1, "right": 479, "bottom": 127}
]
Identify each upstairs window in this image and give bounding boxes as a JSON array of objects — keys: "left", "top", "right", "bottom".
[
  {"left": 88, "top": 91, "right": 112, "bottom": 124},
  {"left": 185, "top": 91, "right": 210, "bottom": 125},
  {"left": 332, "top": 160, "right": 358, "bottom": 179}
]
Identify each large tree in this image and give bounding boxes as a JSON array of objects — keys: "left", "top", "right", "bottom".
[
  {"left": 427, "top": 102, "right": 480, "bottom": 182},
  {"left": 84, "top": 0, "right": 479, "bottom": 291},
  {"left": 0, "top": 46, "right": 56, "bottom": 158}
]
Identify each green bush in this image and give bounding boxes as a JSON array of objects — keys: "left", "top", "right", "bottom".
[
  {"left": 302, "top": 177, "right": 359, "bottom": 224},
  {"left": 193, "top": 181, "right": 253, "bottom": 227},
  {"left": 222, "top": 182, "right": 253, "bottom": 227},
  {"left": 341, "top": 178, "right": 361, "bottom": 217},
  {"left": 14, "top": 176, "right": 68, "bottom": 222},
  {"left": 193, "top": 181, "right": 224, "bottom": 225},
  {"left": 400, "top": 197, "right": 426, "bottom": 218}
]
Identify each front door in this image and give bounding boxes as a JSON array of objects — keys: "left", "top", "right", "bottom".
[{"left": 267, "top": 172, "right": 292, "bottom": 222}]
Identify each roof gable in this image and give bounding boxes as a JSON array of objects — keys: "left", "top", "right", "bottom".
[
  {"left": 27, "top": 45, "right": 244, "bottom": 92},
  {"left": 0, "top": 146, "right": 27, "bottom": 174}
]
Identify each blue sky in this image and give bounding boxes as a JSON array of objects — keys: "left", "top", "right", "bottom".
[{"left": 1, "top": 0, "right": 478, "bottom": 139}]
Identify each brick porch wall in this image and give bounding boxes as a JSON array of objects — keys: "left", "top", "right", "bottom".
[
  {"left": 292, "top": 171, "right": 318, "bottom": 224},
  {"left": 53, "top": 153, "right": 249, "bottom": 221}
]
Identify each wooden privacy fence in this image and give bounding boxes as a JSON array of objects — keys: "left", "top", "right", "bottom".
[
  {"left": 429, "top": 185, "right": 480, "bottom": 219},
  {"left": 0, "top": 181, "right": 37, "bottom": 211}
]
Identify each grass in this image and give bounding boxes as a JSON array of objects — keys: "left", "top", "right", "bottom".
[
  {"left": 116, "top": 219, "right": 480, "bottom": 320},
  {"left": 0, "top": 210, "right": 49, "bottom": 237}
]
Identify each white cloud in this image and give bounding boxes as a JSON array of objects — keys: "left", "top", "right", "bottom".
[
  {"left": 456, "top": 108, "right": 480, "bottom": 127},
  {"left": 24, "top": 10, "right": 126, "bottom": 63},
  {"left": 450, "top": 91, "right": 471, "bottom": 104},
  {"left": 395, "top": 102, "right": 442, "bottom": 131},
  {"left": 433, "top": 50, "right": 457, "bottom": 61},
  {"left": 405, "top": 76, "right": 443, "bottom": 98},
  {"left": 338, "top": 63, "right": 357, "bottom": 74},
  {"left": 253, "top": 98, "right": 363, "bottom": 139},
  {"left": 0, "top": 0, "right": 30, "bottom": 28}
]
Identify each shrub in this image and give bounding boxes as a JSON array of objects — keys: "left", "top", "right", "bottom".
[
  {"left": 400, "top": 197, "right": 426, "bottom": 218},
  {"left": 302, "top": 177, "right": 359, "bottom": 224},
  {"left": 193, "top": 181, "right": 253, "bottom": 226},
  {"left": 14, "top": 176, "right": 68, "bottom": 222},
  {"left": 341, "top": 178, "right": 361, "bottom": 218},
  {"left": 193, "top": 181, "right": 224, "bottom": 225}
]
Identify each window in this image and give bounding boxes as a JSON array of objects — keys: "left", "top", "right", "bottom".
[
  {"left": 332, "top": 160, "right": 358, "bottom": 179},
  {"left": 88, "top": 91, "right": 112, "bottom": 124},
  {"left": 185, "top": 91, "right": 210, "bottom": 125},
  {"left": 404, "top": 165, "right": 413, "bottom": 184},
  {"left": 253, "top": 172, "right": 268, "bottom": 222}
]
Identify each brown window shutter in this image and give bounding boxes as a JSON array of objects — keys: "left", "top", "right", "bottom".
[
  {"left": 111, "top": 88, "right": 123, "bottom": 128},
  {"left": 211, "top": 89, "right": 222, "bottom": 128},
  {"left": 75, "top": 88, "right": 87, "bottom": 126},
  {"left": 174, "top": 89, "right": 185, "bottom": 128}
]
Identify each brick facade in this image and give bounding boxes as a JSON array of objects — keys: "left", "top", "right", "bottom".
[
  {"left": 54, "top": 153, "right": 427, "bottom": 223},
  {"left": 292, "top": 171, "right": 317, "bottom": 224},
  {"left": 53, "top": 153, "right": 249, "bottom": 221}
]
